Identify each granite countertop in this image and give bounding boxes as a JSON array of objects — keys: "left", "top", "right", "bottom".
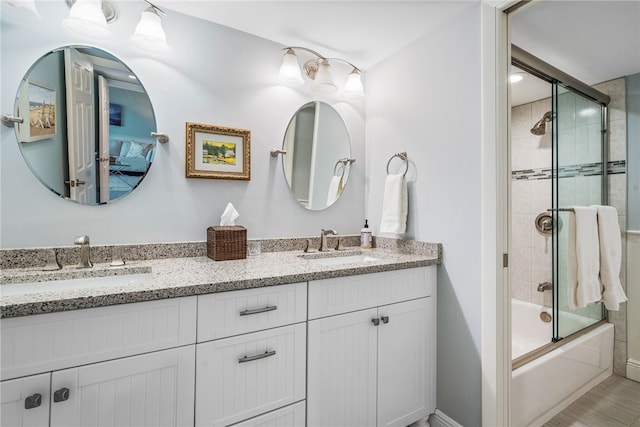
[{"left": 0, "top": 247, "right": 440, "bottom": 319}]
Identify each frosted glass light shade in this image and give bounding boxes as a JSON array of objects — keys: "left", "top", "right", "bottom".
[
  {"left": 342, "top": 69, "right": 364, "bottom": 99},
  {"left": 312, "top": 60, "right": 336, "bottom": 93},
  {"left": 132, "top": 7, "right": 169, "bottom": 54},
  {"left": 278, "top": 49, "right": 304, "bottom": 86},
  {"left": 63, "top": 0, "right": 110, "bottom": 39}
]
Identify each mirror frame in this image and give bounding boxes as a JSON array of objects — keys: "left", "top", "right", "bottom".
[
  {"left": 12, "top": 45, "right": 158, "bottom": 206},
  {"left": 281, "top": 101, "right": 352, "bottom": 211}
]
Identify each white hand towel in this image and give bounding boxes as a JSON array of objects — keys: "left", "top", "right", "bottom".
[
  {"left": 592, "top": 205, "right": 627, "bottom": 310},
  {"left": 573, "top": 206, "right": 602, "bottom": 307},
  {"left": 326, "top": 175, "right": 343, "bottom": 206},
  {"left": 379, "top": 173, "right": 408, "bottom": 235}
]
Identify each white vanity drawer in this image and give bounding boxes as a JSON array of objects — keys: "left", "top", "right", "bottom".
[
  {"left": 197, "top": 282, "right": 306, "bottom": 342},
  {"left": 308, "top": 266, "right": 435, "bottom": 320},
  {"left": 195, "top": 323, "right": 306, "bottom": 427},
  {"left": 232, "top": 401, "right": 305, "bottom": 427},
  {"left": 1, "top": 296, "right": 197, "bottom": 381}
]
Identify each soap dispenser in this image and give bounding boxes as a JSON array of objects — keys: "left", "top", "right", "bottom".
[{"left": 360, "top": 219, "right": 372, "bottom": 250}]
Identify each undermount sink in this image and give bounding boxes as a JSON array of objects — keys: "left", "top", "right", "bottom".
[
  {"left": 0, "top": 272, "right": 153, "bottom": 297},
  {"left": 299, "top": 251, "right": 382, "bottom": 266}
]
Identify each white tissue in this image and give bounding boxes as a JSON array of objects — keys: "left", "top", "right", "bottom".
[{"left": 220, "top": 202, "right": 239, "bottom": 226}]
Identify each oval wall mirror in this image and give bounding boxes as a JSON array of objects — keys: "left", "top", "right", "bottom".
[
  {"left": 282, "top": 101, "right": 352, "bottom": 210},
  {"left": 12, "top": 45, "right": 157, "bottom": 205}
]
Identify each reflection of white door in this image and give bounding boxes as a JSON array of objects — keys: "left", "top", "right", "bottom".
[
  {"left": 65, "top": 48, "right": 96, "bottom": 204},
  {"left": 97, "top": 76, "right": 110, "bottom": 203}
]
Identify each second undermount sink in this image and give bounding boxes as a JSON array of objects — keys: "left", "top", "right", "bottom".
[
  {"left": 299, "top": 251, "right": 382, "bottom": 266},
  {"left": 0, "top": 272, "right": 153, "bottom": 297}
]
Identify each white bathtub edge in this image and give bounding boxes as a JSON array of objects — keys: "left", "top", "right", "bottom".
[{"left": 628, "top": 359, "right": 640, "bottom": 382}]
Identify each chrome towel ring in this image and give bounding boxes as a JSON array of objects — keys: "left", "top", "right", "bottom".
[{"left": 386, "top": 152, "right": 408, "bottom": 176}]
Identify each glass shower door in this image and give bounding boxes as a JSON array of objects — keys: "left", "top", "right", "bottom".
[{"left": 552, "top": 83, "right": 607, "bottom": 340}]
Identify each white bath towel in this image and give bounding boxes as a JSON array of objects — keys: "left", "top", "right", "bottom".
[
  {"left": 379, "top": 173, "right": 408, "bottom": 235},
  {"left": 565, "top": 211, "right": 579, "bottom": 310},
  {"left": 592, "top": 205, "right": 627, "bottom": 310},
  {"left": 326, "top": 175, "right": 343, "bottom": 206},
  {"left": 573, "top": 206, "right": 603, "bottom": 308}
]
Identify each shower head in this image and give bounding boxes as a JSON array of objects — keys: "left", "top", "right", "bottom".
[{"left": 530, "top": 111, "right": 554, "bottom": 136}]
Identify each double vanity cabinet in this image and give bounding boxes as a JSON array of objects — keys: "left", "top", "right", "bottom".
[{"left": 1, "top": 260, "right": 436, "bottom": 427}]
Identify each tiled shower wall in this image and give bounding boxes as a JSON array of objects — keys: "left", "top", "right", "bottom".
[
  {"left": 510, "top": 77, "right": 628, "bottom": 376},
  {"left": 594, "top": 78, "right": 628, "bottom": 377},
  {"left": 511, "top": 97, "right": 553, "bottom": 307}
]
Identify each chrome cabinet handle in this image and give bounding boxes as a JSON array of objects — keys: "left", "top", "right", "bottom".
[
  {"left": 238, "top": 350, "right": 276, "bottom": 363},
  {"left": 53, "top": 388, "right": 70, "bottom": 402},
  {"left": 381, "top": 316, "right": 389, "bottom": 324},
  {"left": 372, "top": 318, "right": 380, "bottom": 326},
  {"left": 24, "top": 393, "right": 42, "bottom": 409},
  {"left": 239, "top": 305, "right": 277, "bottom": 316}
]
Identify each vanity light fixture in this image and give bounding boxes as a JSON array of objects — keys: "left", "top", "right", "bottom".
[
  {"left": 63, "top": 0, "right": 170, "bottom": 54},
  {"left": 277, "top": 46, "right": 364, "bottom": 99},
  {"left": 131, "top": 1, "right": 169, "bottom": 54},
  {"left": 63, "top": 0, "right": 115, "bottom": 39}
]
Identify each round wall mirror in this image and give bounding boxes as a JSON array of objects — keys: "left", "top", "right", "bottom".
[
  {"left": 12, "top": 46, "right": 157, "bottom": 205},
  {"left": 282, "top": 101, "right": 352, "bottom": 210}
]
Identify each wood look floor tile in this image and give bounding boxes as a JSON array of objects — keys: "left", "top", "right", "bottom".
[{"left": 543, "top": 375, "right": 640, "bottom": 427}]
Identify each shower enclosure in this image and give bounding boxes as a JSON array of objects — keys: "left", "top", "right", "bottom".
[
  {"left": 510, "top": 45, "right": 614, "bottom": 426},
  {"left": 512, "top": 45, "right": 610, "bottom": 350}
]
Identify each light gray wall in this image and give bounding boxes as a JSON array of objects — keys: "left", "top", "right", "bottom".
[
  {"left": 365, "top": 4, "right": 482, "bottom": 426},
  {"left": 0, "top": 1, "right": 365, "bottom": 248}
]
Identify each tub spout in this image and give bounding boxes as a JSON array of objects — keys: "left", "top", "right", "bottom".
[{"left": 537, "top": 281, "right": 552, "bottom": 292}]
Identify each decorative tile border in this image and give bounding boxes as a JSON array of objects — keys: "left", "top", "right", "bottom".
[{"left": 512, "top": 160, "right": 626, "bottom": 181}]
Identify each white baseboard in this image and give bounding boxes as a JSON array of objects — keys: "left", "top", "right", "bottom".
[
  {"left": 429, "top": 410, "right": 463, "bottom": 427},
  {"left": 628, "top": 359, "right": 640, "bottom": 382}
]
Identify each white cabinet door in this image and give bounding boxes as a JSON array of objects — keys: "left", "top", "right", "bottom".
[
  {"left": 377, "top": 298, "right": 434, "bottom": 427},
  {"left": 49, "top": 346, "right": 195, "bottom": 427},
  {"left": 1, "top": 373, "right": 50, "bottom": 427},
  {"left": 307, "top": 308, "right": 378, "bottom": 427},
  {"left": 196, "top": 324, "right": 306, "bottom": 427}
]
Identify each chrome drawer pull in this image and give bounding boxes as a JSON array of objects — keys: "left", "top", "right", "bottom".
[
  {"left": 239, "top": 305, "right": 277, "bottom": 316},
  {"left": 238, "top": 350, "right": 276, "bottom": 363}
]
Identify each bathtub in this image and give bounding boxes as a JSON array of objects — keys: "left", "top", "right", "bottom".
[{"left": 511, "top": 299, "right": 614, "bottom": 426}]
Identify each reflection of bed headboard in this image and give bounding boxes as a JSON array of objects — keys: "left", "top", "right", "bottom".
[{"left": 110, "top": 135, "right": 156, "bottom": 160}]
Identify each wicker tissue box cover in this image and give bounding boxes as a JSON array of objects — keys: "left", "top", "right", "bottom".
[{"left": 207, "top": 226, "right": 247, "bottom": 261}]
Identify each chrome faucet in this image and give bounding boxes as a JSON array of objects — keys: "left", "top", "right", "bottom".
[
  {"left": 537, "top": 281, "right": 552, "bottom": 292},
  {"left": 74, "top": 235, "right": 93, "bottom": 268},
  {"left": 319, "top": 229, "right": 337, "bottom": 252}
]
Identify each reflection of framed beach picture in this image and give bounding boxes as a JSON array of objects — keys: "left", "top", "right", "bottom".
[
  {"left": 185, "top": 122, "right": 251, "bottom": 180},
  {"left": 109, "top": 103, "right": 122, "bottom": 126},
  {"left": 18, "top": 79, "right": 56, "bottom": 142}
]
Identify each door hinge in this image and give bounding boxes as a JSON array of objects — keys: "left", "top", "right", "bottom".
[{"left": 503, "top": 253, "right": 508, "bottom": 268}]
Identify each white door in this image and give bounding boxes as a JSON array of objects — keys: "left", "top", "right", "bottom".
[
  {"left": 49, "top": 346, "right": 195, "bottom": 427},
  {"left": 1, "top": 373, "right": 50, "bottom": 427},
  {"left": 97, "top": 75, "right": 110, "bottom": 203},
  {"left": 307, "top": 308, "right": 378, "bottom": 427},
  {"left": 64, "top": 48, "right": 97, "bottom": 204},
  {"left": 377, "top": 298, "right": 433, "bottom": 427}
]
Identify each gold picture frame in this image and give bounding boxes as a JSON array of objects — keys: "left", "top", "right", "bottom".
[{"left": 185, "top": 122, "right": 251, "bottom": 180}]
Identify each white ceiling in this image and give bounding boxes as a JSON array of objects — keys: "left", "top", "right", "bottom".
[
  {"left": 511, "top": 0, "right": 640, "bottom": 105},
  {"left": 158, "top": 0, "right": 640, "bottom": 105},
  {"left": 154, "top": 1, "right": 477, "bottom": 70}
]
